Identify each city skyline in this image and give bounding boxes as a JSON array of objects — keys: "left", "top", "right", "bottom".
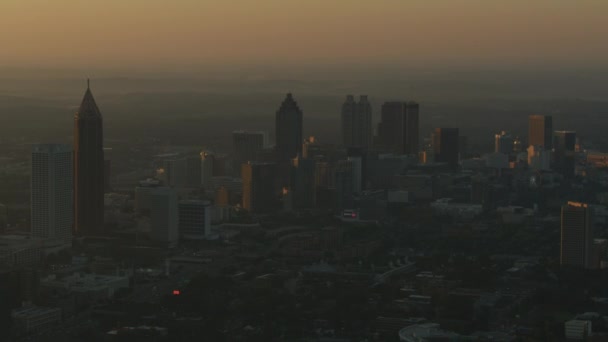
[{"left": 2, "top": 1, "right": 608, "bottom": 340}]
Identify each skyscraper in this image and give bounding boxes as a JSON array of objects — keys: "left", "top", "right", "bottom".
[
  {"left": 494, "top": 131, "right": 514, "bottom": 154},
  {"left": 341, "top": 95, "right": 372, "bottom": 149},
  {"left": 289, "top": 156, "right": 316, "bottom": 210},
  {"left": 135, "top": 186, "right": 179, "bottom": 246},
  {"left": 554, "top": 130, "right": 577, "bottom": 178},
  {"left": 528, "top": 115, "right": 553, "bottom": 150},
  {"left": 73, "top": 81, "right": 105, "bottom": 235},
  {"left": 31, "top": 144, "right": 73, "bottom": 242},
  {"left": 275, "top": 93, "right": 303, "bottom": 161},
  {"left": 561, "top": 202, "right": 593, "bottom": 269},
  {"left": 233, "top": 130, "right": 266, "bottom": 166},
  {"left": 433, "top": 128, "right": 460, "bottom": 167},
  {"left": 241, "top": 162, "right": 279, "bottom": 213},
  {"left": 376, "top": 101, "right": 419, "bottom": 154}
]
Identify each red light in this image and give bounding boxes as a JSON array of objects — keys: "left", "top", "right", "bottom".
[
  {"left": 351, "top": 213, "right": 357, "bottom": 218},
  {"left": 173, "top": 290, "right": 180, "bottom": 295}
]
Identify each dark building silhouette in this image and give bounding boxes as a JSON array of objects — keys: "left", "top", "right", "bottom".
[
  {"left": 341, "top": 95, "right": 372, "bottom": 149},
  {"left": 275, "top": 93, "right": 303, "bottom": 161},
  {"left": 528, "top": 115, "right": 553, "bottom": 150},
  {"left": 241, "top": 162, "right": 279, "bottom": 214},
  {"left": 376, "top": 101, "right": 419, "bottom": 154},
  {"left": 233, "top": 130, "right": 266, "bottom": 167},
  {"left": 433, "top": 128, "right": 459, "bottom": 167},
  {"left": 554, "top": 130, "right": 577, "bottom": 178},
  {"left": 561, "top": 202, "right": 593, "bottom": 269},
  {"left": 73, "top": 81, "right": 105, "bottom": 235},
  {"left": 289, "top": 156, "right": 316, "bottom": 210}
]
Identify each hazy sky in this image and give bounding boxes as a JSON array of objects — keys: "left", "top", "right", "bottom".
[{"left": 1, "top": 0, "right": 607, "bottom": 71}]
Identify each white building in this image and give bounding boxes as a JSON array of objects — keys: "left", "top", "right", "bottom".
[
  {"left": 564, "top": 320, "right": 592, "bottom": 340},
  {"left": 31, "top": 144, "right": 73, "bottom": 243},
  {"left": 135, "top": 186, "right": 179, "bottom": 246},
  {"left": 178, "top": 200, "right": 212, "bottom": 239},
  {"left": 11, "top": 305, "right": 61, "bottom": 336}
]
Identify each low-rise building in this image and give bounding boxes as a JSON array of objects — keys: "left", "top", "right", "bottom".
[
  {"left": 11, "top": 305, "right": 61, "bottom": 336},
  {"left": 41, "top": 273, "right": 129, "bottom": 302}
]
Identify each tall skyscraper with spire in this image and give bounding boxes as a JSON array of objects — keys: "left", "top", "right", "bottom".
[
  {"left": 275, "top": 93, "right": 303, "bottom": 161},
  {"left": 73, "top": 80, "right": 105, "bottom": 235}
]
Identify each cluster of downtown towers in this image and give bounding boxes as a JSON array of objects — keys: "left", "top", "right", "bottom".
[{"left": 31, "top": 86, "right": 458, "bottom": 238}]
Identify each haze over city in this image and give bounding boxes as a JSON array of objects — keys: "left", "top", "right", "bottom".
[{"left": 1, "top": 1, "right": 608, "bottom": 341}]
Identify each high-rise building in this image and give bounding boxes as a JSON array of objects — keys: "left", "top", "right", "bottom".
[
  {"left": 495, "top": 131, "right": 514, "bottom": 154},
  {"left": 73, "top": 81, "right": 105, "bottom": 235},
  {"left": 561, "top": 202, "right": 593, "bottom": 269},
  {"left": 527, "top": 145, "right": 551, "bottom": 171},
  {"left": 135, "top": 186, "right": 178, "bottom": 246},
  {"left": 376, "top": 101, "right": 419, "bottom": 155},
  {"left": 554, "top": 131, "right": 577, "bottom": 178},
  {"left": 178, "top": 200, "right": 212, "bottom": 239},
  {"left": 200, "top": 151, "right": 214, "bottom": 189},
  {"left": 341, "top": 95, "right": 372, "bottom": 149},
  {"left": 334, "top": 160, "right": 354, "bottom": 210},
  {"left": 433, "top": 128, "right": 460, "bottom": 167},
  {"left": 233, "top": 130, "right": 266, "bottom": 166},
  {"left": 528, "top": 115, "right": 553, "bottom": 150},
  {"left": 289, "top": 156, "right": 316, "bottom": 210},
  {"left": 31, "top": 144, "right": 73, "bottom": 242},
  {"left": 241, "top": 162, "right": 279, "bottom": 213},
  {"left": 275, "top": 93, "right": 303, "bottom": 161}
]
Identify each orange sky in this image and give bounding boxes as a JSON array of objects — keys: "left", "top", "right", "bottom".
[{"left": 1, "top": 0, "right": 607, "bottom": 70}]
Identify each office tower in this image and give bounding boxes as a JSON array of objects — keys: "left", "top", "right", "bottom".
[
  {"left": 233, "top": 130, "right": 266, "bottom": 166},
  {"left": 201, "top": 151, "right": 214, "bottom": 188},
  {"left": 528, "top": 115, "right": 553, "bottom": 150},
  {"left": 290, "top": 156, "right": 316, "bottom": 210},
  {"left": 376, "top": 101, "right": 419, "bottom": 155},
  {"left": 561, "top": 202, "right": 593, "bottom": 269},
  {"left": 241, "top": 162, "right": 279, "bottom": 213},
  {"left": 554, "top": 131, "right": 577, "bottom": 178},
  {"left": 161, "top": 158, "right": 186, "bottom": 187},
  {"left": 178, "top": 200, "right": 212, "bottom": 238},
  {"left": 347, "top": 147, "right": 365, "bottom": 193},
  {"left": 185, "top": 156, "right": 202, "bottom": 187},
  {"left": 275, "top": 93, "right": 303, "bottom": 161},
  {"left": 527, "top": 145, "right": 551, "bottom": 171},
  {"left": 334, "top": 160, "right": 354, "bottom": 210},
  {"left": 73, "top": 81, "right": 105, "bottom": 235},
  {"left": 495, "top": 131, "right": 514, "bottom": 154},
  {"left": 341, "top": 95, "right": 372, "bottom": 149},
  {"left": 31, "top": 144, "right": 73, "bottom": 242},
  {"left": 135, "top": 186, "right": 178, "bottom": 246},
  {"left": 433, "top": 128, "right": 460, "bottom": 167}
]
